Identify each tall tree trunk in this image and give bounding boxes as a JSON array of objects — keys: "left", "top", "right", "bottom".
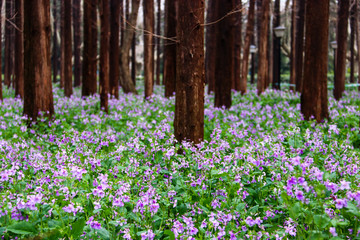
[
  {"left": 64, "top": 0, "right": 72, "bottom": 97},
  {"left": 155, "top": 0, "right": 161, "bottom": 85},
  {"left": 164, "top": 0, "right": 177, "bottom": 97},
  {"left": 214, "top": 0, "right": 235, "bottom": 108},
  {"left": 110, "top": 0, "right": 120, "bottom": 99},
  {"left": 356, "top": 0, "right": 360, "bottom": 91},
  {"left": 119, "top": 0, "right": 140, "bottom": 94},
  {"left": 350, "top": 0, "right": 356, "bottom": 83},
  {"left": 0, "top": 0, "right": 3, "bottom": 100},
  {"left": 256, "top": 0, "right": 270, "bottom": 95},
  {"left": 205, "top": 0, "right": 216, "bottom": 94},
  {"left": 234, "top": 0, "right": 242, "bottom": 91},
  {"left": 289, "top": 0, "right": 296, "bottom": 91},
  {"left": 120, "top": 0, "right": 124, "bottom": 46},
  {"left": 15, "top": 0, "right": 24, "bottom": 98},
  {"left": 301, "top": 0, "right": 329, "bottom": 122},
  {"left": 100, "top": 0, "right": 110, "bottom": 113},
  {"left": 273, "top": 0, "right": 281, "bottom": 90},
  {"left": 131, "top": 33, "right": 136, "bottom": 85},
  {"left": 24, "top": 0, "right": 54, "bottom": 121},
  {"left": 294, "top": 0, "right": 305, "bottom": 92},
  {"left": 334, "top": 0, "right": 350, "bottom": 100},
  {"left": 52, "top": 0, "right": 59, "bottom": 83},
  {"left": 73, "top": 0, "right": 81, "bottom": 87},
  {"left": 82, "top": 0, "right": 98, "bottom": 97},
  {"left": 10, "top": 1, "right": 15, "bottom": 88},
  {"left": 4, "top": 0, "right": 13, "bottom": 88},
  {"left": 60, "top": 0, "right": 65, "bottom": 88},
  {"left": 174, "top": 0, "right": 205, "bottom": 144},
  {"left": 144, "top": 0, "right": 154, "bottom": 98},
  {"left": 240, "top": 0, "right": 255, "bottom": 94}
]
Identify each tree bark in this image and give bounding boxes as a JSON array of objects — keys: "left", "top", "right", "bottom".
[
  {"left": 240, "top": 0, "right": 255, "bottom": 94},
  {"left": 174, "top": 0, "right": 205, "bottom": 144},
  {"left": 82, "top": 0, "right": 98, "bottom": 97},
  {"left": 350, "top": 0, "right": 356, "bottom": 83},
  {"left": 294, "top": 0, "right": 305, "bottom": 92},
  {"left": 144, "top": 0, "right": 155, "bottom": 99},
  {"left": 205, "top": 0, "right": 216, "bottom": 94},
  {"left": 24, "top": 0, "right": 54, "bottom": 121},
  {"left": 131, "top": 33, "right": 136, "bottom": 85},
  {"left": 119, "top": 0, "right": 140, "bottom": 94},
  {"left": 155, "top": 0, "right": 161, "bottom": 85},
  {"left": 15, "top": 0, "right": 24, "bottom": 98},
  {"left": 73, "top": 0, "right": 81, "bottom": 87},
  {"left": 0, "top": 0, "right": 3, "bottom": 100},
  {"left": 301, "top": 0, "right": 329, "bottom": 122},
  {"left": 110, "top": 0, "right": 120, "bottom": 99},
  {"left": 60, "top": 0, "right": 65, "bottom": 88},
  {"left": 273, "top": 0, "right": 281, "bottom": 90},
  {"left": 52, "top": 0, "right": 59, "bottom": 83},
  {"left": 164, "top": 0, "right": 177, "bottom": 97},
  {"left": 234, "top": 0, "right": 242, "bottom": 91},
  {"left": 214, "top": 0, "right": 235, "bottom": 108},
  {"left": 100, "top": 0, "right": 110, "bottom": 113},
  {"left": 334, "top": 0, "right": 350, "bottom": 100},
  {"left": 4, "top": 0, "right": 13, "bottom": 88},
  {"left": 256, "top": 0, "right": 270, "bottom": 95},
  {"left": 64, "top": 0, "right": 72, "bottom": 97}
]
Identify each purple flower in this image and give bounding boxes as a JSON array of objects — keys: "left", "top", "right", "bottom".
[
  {"left": 245, "top": 217, "right": 255, "bottom": 227},
  {"left": 339, "top": 180, "right": 351, "bottom": 190},
  {"left": 329, "top": 227, "right": 337, "bottom": 236},
  {"left": 141, "top": 229, "right": 155, "bottom": 240},
  {"left": 295, "top": 190, "right": 304, "bottom": 201},
  {"left": 86, "top": 216, "right": 101, "bottom": 229},
  {"left": 335, "top": 199, "right": 347, "bottom": 209}
]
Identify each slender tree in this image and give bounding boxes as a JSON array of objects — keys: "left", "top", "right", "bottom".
[
  {"left": 234, "top": 0, "right": 242, "bottom": 91},
  {"left": 0, "top": 0, "right": 3, "bottom": 100},
  {"left": 350, "top": 0, "right": 356, "bottom": 83},
  {"left": 174, "top": 0, "right": 205, "bottom": 144},
  {"left": 164, "top": 0, "right": 177, "bottom": 97},
  {"left": 131, "top": 33, "right": 136, "bottom": 85},
  {"left": 289, "top": 0, "right": 296, "bottom": 91},
  {"left": 64, "top": 0, "right": 72, "bottom": 97},
  {"left": 4, "top": 0, "right": 13, "bottom": 88},
  {"left": 100, "top": 0, "right": 110, "bottom": 113},
  {"left": 73, "top": 0, "right": 81, "bottom": 87},
  {"left": 15, "top": 0, "right": 24, "bottom": 98},
  {"left": 155, "top": 0, "right": 161, "bottom": 85},
  {"left": 334, "top": 0, "right": 350, "bottom": 100},
  {"left": 60, "top": 0, "right": 65, "bottom": 88},
  {"left": 214, "top": 0, "right": 235, "bottom": 108},
  {"left": 144, "top": 0, "right": 155, "bottom": 99},
  {"left": 52, "top": 0, "right": 59, "bottom": 82},
  {"left": 109, "top": 0, "right": 121, "bottom": 99},
  {"left": 205, "top": 0, "right": 217, "bottom": 94},
  {"left": 273, "top": 0, "right": 280, "bottom": 90},
  {"left": 82, "top": 0, "right": 98, "bottom": 97},
  {"left": 240, "top": 0, "right": 255, "bottom": 94},
  {"left": 301, "top": 0, "right": 329, "bottom": 122},
  {"left": 256, "top": 0, "right": 270, "bottom": 95},
  {"left": 294, "top": 0, "right": 305, "bottom": 92},
  {"left": 24, "top": 0, "right": 54, "bottom": 121}
]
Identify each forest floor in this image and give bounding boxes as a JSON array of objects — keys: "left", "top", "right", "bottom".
[{"left": 0, "top": 85, "right": 360, "bottom": 239}]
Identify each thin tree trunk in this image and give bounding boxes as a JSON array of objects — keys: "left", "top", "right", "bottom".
[
  {"left": 205, "top": 0, "right": 217, "bottom": 94},
  {"left": 301, "top": 0, "right": 329, "bottom": 122},
  {"left": 155, "top": 0, "right": 161, "bottom": 85},
  {"left": 164, "top": 0, "right": 176, "bottom": 97},
  {"left": 52, "top": 0, "right": 59, "bottom": 83},
  {"left": 350, "top": 0, "right": 356, "bottom": 83},
  {"left": 24, "top": 0, "right": 54, "bottom": 121},
  {"left": 100, "top": 0, "right": 110, "bottom": 113},
  {"left": 15, "top": 0, "right": 24, "bottom": 98},
  {"left": 60, "top": 0, "right": 65, "bottom": 88},
  {"left": 110, "top": 0, "right": 120, "bottom": 99},
  {"left": 356, "top": 0, "right": 360, "bottom": 91},
  {"left": 10, "top": 1, "right": 15, "bottom": 88},
  {"left": 120, "top": 0, "right": 124, "bottom": 46},
  {"left": 256, "top": 0, "right": 270, "bottom": 95},
  {"left": 143, "top": 0, "right": 154, "bottom": 98},
  {"left": 289, "top": 0, "right": 296, "bottom": 91},
  {"left": 240, "top": 0, "right": 255, "bottom": 94},
  {"left": 273, "top": 0, "right": 280, "bottom": 90},
  {"left": 334, "top": 0, "right": 350, "bottom": 100},
  {"left": 73, "top": 0, "right": 81, "bottom": 87},
  {"left": 294, "top": 0, "right": 305, "bottom": 92},
  {"left": 234, "top": 0, "right": 242, "bottom": 91},
  {"left": 214, "top": 0, "right": 235, "bottom": 108},
  {"left": 64, "top": 0, "right": 72, "bottom": 97},
  {"left": 0, "top": 0, "right": 3, "bottom": 100},
  {"left": 119, "top": 0, "right": 140, "bottom": 94},
  {"left": 131, "top": 33, "right": 136, "bottom": 85},
  {"left": 174, "top": 0, "right": 205, "bottom": 144},
  {"left": 4, "top": 0, "right": 12, "bottom": 88}
]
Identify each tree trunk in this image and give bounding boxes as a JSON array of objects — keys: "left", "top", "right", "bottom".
[
  {"left": 60, "top": 0, "right": 65, "bottom": 88},
  {"left": 82, "top": 0, "right": 98, "bottom": 97},
  {"left": 294, "top": 0, "right": 305, "bottom": 92},
  {"left": 52, "top": 0, "right": 59, "bottom": 83},
  {"left": 100, "top": 0, "right": 110, "bottom": 113},
  {"left": 73, "top": 0, "right": 81, "bottom": 87},
  {"left": 155, "top": 0, "right": 161, "bottom": 85},
  {"left": 334, "top": 0, "right": 350, "bottom": 100},
  {"left": 14, "top": 0, "right": 24, "bottom": 98},
  {"left": 0, "top": 0, "right": 3, "bottom": 100},
  {"left": 164, "top": 0, "right": 177, "bottom": 97},
  {"left": 256, "top": 0, "right": 270, "bottom": 95},
  {"left": 144, "top": 0, "right": 154, "bottom": 98},
  {"left": 205, "top": 0, "right": 216, "bottom": 94},
  {"left": 24, "top": 0, "right": 54, "bottom": 121},
  {"left": 301, "top": 0, "right": 329, "bottom": 122},
  {"left": 356, "top": 0, "right": 360, "bottom": 91},
  {"left": 4, "top": 0, "right": 13, "bottom": 88},
  {"left": 64, "top": 0, "right": 72, "bottom": 97},
  {"left": 174, "top": 0, "right": 205, "bottom": 144},
  {"left": 240, "top": 0, "right": 255, "bottom": 94},
  {"left": 350, "top": 0, "right": 356, "bottom": 83},
  {"left": 119, "top": 0, "right": 140, "bottom": 94},
  {"left": 131, "top": 33, "right": 136, "bottom": 85},
  {"left": 234, "top": 0, "right": 242, "bottom": 91},
  {"left": 273, "top": 0, "right": 281, "bottom": 90},
  {"left": 110, "top": 0, "right": 120, "bottom": 99},
  {"left": 214, "top": 0, "right": 235, "bottom": 108}
]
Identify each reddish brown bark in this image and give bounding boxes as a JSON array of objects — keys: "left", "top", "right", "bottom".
[
  {"left": 301, "top": 0, "right": 329, "bottom": 122},
  {"left": 64, "top": 0, "right": 72, "bottom": 97},
  {"left": 205, "top": 0, "right": 217, "bottom": 94},
  {"left": 144, "top": 0, "right": 155, "bottom": 99},
  {"left": 131, "top": 33, "right": 136, "bottom": 85},
  {"left": 273, "top": 0, "right": 280, "bottom": 90},
  {"left": 4, "top": 0, "right": 13, "bottom": 88},
  {"left": 240, "top": 0, "right": 255, "bottom": 94},
  {"left": 100, "top": 0, "right": 110, "bottom": 113},
  {"left": 164, "top": 0, "right": 177, "bottom": 97},
  {"left": 60, "top": 0, "right": 65, "bottom": 88},
  {"left": 155, "top": 0, "right": 161, "bottom": 85},
  {"left": 234, "top": 0, "right": 242, "bottom": 91},
  {"left": 214, "top": 0, "right": 235, "bottom": 108},
  {"left": 52, "top": 0, "right": 59, "bottom": 83},
  {"left": 73, "top": 0, "right": 81, "bottom": 87},
  {"left": 15, "top": 0, "right": 24, "bottom": 98},
  {"left": 350, "top": 0, "right": 356, "bottom": 83},
  {"left": 110, "top": 0, "right": 121, "bottom": 99},
  {"left": 294, "top": 0, "right": 305, "bottom": 92},
  {"left": 334, "top": 0, "right": 350, "bottom": 100},
  {"left": 174, "top": 0, "right": 205, "bottom": 144},
  {"left": 23, "top": 0, "right": 54, "bottom": 121},
  {"left": 0, "top": 0, "right": 3, "bottom": 100},
  {"left": 289, "top": 0, "right": 296, "bottom": 91},
  {"left": 256, "top": 0, "right": 270, "bottom": 95}
]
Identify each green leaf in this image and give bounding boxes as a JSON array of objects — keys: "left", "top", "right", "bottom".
[
  {"left": 7, "top": 222, "right": 37, "bottom": 235},
  {"left": 0, "top": 227, "right": 5, "bottom": 235},
  {"left": 290, "top": 202, "right": 302, "bottom": 219},
  {"left": 164, "top": 229, "right": 175, "bottom": 240},
  {"left": 71, "top": 217, "right": 85, "bottom": 239},
  {"left": 236, "top": 203, "right": 246, "bottom": 212},
  {"left": 96, "top": 228, "right": 110, "bottom": 240},
  {"left": 314, "top": 214, "right": 330, "bottom": 229}
]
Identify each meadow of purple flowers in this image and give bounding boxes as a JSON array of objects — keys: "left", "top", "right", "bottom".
[{"left": 0, "top": 86, "right": 360, "bottom": 239}]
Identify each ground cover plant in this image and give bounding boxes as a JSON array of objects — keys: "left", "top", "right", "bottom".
[{"left": 0, "top": 86, "right": 360, "bottom": 240}]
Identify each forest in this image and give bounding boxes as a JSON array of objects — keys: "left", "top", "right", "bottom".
[{"left": 0, "top": 0, "right": 360, "bottom": 239}]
